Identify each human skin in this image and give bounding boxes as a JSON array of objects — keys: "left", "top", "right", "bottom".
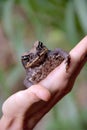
[{"left": 0, "top": 36, "right": 87, "bottom": 130}]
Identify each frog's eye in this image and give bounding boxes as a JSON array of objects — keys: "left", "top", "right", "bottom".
[
  {"left": 22, "top": 56, "right": 29, "bottom": 62},
  {"left": 36, "top": 41, "right": 43, "bottom": 50},
  {"left": 21, "top": 55, "right": 30, "bottom": 68},
  {"left": 39, "top": 41, "right": 43, "bottom": 47},
  {"left": 24, "top": 57, "right": 29, "bottom": 62}
]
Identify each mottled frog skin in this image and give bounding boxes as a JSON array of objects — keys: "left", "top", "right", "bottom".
[{"left": 21, "top": 41, "right": 70, "bottom": 88}]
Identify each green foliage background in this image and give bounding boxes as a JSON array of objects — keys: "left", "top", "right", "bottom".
[{"left": 0, "top": 0, "right": 87, "bottom": 130}]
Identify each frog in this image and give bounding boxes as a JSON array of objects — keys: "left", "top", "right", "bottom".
[{"left": 21, "top": 41, "right": 70, "bottom": 88}]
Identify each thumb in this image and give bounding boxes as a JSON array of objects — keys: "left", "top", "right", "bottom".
[{"left": 2, "top": 85, "right": 51, "bottom": 117}]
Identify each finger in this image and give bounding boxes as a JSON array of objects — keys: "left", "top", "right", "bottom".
[
  {"left": 70, "top": 36, "right": 87, "bottom": 60},
  {"left": 29, "top": 84, "right": 51, "bottom": 101},
  {"left": 69, "top": 36, "right": 87, "bottom": 70},
  {"left": 65, "top": 36, "right": 87, "bottom": 77},
  {"left": 2, "top": 85, "right": 51, "bottom": 117}
]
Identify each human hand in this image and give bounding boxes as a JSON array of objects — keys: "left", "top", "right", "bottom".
[{"left": 0, "top": 36, "right": 87, "bottom": 130}]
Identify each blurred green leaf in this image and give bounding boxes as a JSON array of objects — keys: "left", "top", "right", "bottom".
[
  {"left": 65, "top": 1, "right": 79, "bottom": 44},
  {"left": 0, "top": 69, "right": 10, "bottom": 95},
  {"left": 2, "top": 0, "right": 14, "bottom": 37},
  {"left": 6, "top": 65, "right": 23, "bottom": 88},
  {"left": 74, "top": 0, "right": 87, "bottom": 34}
]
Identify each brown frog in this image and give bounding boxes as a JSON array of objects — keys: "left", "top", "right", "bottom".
[{"left": 21, "top": 41, "right": 70, "bottom": 88}]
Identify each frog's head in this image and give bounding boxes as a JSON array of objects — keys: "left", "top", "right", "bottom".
[{"left": 21, "top": 41, "right": 48, "bottom": 69}]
